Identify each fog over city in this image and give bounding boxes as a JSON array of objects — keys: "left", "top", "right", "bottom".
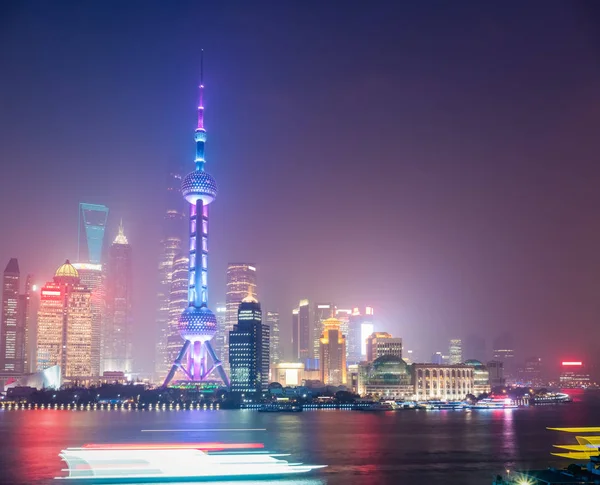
[{"left": 2, "top": 1, "right": 600, "bottom": 373}]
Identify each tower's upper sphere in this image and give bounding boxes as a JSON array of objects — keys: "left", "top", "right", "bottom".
[
  {"left": 178, "top": 305, "right": 217, "bottom": 341},
  {"left": 181, "top": 170, "right": 217, "bottom": 205}
]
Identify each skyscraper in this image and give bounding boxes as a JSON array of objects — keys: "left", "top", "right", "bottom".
[
  {"left": 449, "top": 338, "right": 463, "bottom": 365},
  {"left": 225, "top": 263, "right": 257, "bottom": 370},
  {"left": 297, "top": 299, "right": 310, "bottom": 361},
  {"left": 166, "top": 252, "right": 189, "bottom": 377},
  {"left": 214, "top": 303, "right": 226, "bottom": 358},
  {"left": 78, "top": 203, "right": 109, "bottom": 264},
  {"left": 36, "top": 261, "right": 93, "bottom": 379},
  {"left": 229, "top": 292, "right": 269, "bottom": 393},
  {"left": 347, "top": 307, "right": 374, "bottom": 363},
  {"left": 103, "top": 221, "right": 133, "bottom": 373},
  {"left": 313, "top": 303, "right": 333, "bottom": 360},
  {"left": 319, "top": 317, "right": 346, "bottom": 386},
  {"left": 163, "top": 53, "right": 229, "bottom": 387},
  {"left": 155, "top": 170, "right": 185, "bottom": 381},
  {"left": 291, "top": 307, "right": 299, "bottom": 361},
  {"left": 72, "top": 263, "right": 104, "bottom": 376},
  {"left": 266, "top": 311, "right": 280, "bottom": 365},
  {"left": 1, "top": 258, "right": 23, "bottom": 374},
  {"left": 19, "top": 275, "right": 33, "bottom": 373}
]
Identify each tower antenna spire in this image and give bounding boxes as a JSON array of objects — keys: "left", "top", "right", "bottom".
[{"left": 197, "top": 49, "right": 205, "bottom": 132}]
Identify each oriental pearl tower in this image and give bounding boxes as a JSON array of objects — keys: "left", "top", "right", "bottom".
[{"left": 163, "top": 53, "right": 230, "bottom": 388}]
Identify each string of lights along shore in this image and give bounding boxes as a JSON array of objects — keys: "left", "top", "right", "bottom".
[{"left": 0, "top": 52, "right": 594, "bottom": 398}]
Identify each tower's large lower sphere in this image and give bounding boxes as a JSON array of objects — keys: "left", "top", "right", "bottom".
[
  {"left": 181, "top": 170, "right": 218, "bottom": 205},
  {"left": 178, "top": 306, "right": 217, "bottom": 341}
]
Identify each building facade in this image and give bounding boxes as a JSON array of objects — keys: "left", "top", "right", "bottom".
[
  {"left": 449, "top": 338, "right": 463, "bottom": 365},
  {"left": 266, "top": 311, "right": 280, "bottom": 365},
  {"left": 155, "top": 170, "right": 185, "bottom": 381},
  {"left": 103, "top": 222, "right": 133, "bottom": 373},
  {"left": 413, "top": 364, "right": 474, "bottom": 401},
  {"left": 319, "top": 317, "right": 346, "bottom": 386},
  {"left": 1, "top": 259, "right": 23, "bottom": 374},
  {"left": 487, "top": 360, "right": 505, "bottom": 388},
  {"left": 464, "top": 359, "right": 491, "bottom": 395},
  {"left": 357, "top": 355, "right": 412, "bottom": 398},
  {"left": 313, "top": 303, "right": 333, "bottom": 360},
  {"left": 165, "top": 253, "right": 189, "bottom": 376},
  {"left": 366, "top": 332, "right": 402, "bottom": 362},
  {"left": 225, "top": 263, "right": 257, "bottom": 372},
  {"left": 297, "top": 300, "right": 310, "bottom": 361},
  {"left": 229, "top": 294, "right": 269, "bottom": 393},
  {"left": 347, "top": 307, "right": 374, "bottom": 364},
  {"left": 36, "top": 261, "right": 93, "bottom": 379}
]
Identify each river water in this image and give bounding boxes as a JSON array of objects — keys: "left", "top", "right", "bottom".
[{"left": 1, "top": 390, "right": 598, "bottom": 485}]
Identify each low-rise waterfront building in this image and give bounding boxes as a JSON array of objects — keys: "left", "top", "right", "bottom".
[
  {"left": 464, "top": 359, "right": 491, "bottom": 395},
  {"left": 358, "top": 355, "right": 413, "bottom": 399},
  {"left": 413, "top": 363, "right": 474, "bottom": 401}
]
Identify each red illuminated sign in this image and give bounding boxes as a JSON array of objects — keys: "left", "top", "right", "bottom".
[{"left": 561, "top": 361, "right": 582, "bottom": 366}]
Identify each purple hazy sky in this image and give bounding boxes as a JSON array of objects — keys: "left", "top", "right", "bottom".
[{"left": 1, "top": 1, "right": 600, "bottom": 372}]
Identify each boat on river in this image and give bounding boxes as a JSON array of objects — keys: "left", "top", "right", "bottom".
[
  {"left": 55, "top": 442, "right": 325, "bottom": 482},
  {"left": 469, "top": 398, "right": 518, "bottom": 409}
]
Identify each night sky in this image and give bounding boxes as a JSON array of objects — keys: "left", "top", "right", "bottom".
[{"left": 1, "top": 1, "right": 600, "bottom": 372}]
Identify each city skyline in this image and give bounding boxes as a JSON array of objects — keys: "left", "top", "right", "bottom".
[{"left": 2, "top": 2, "right": 600, "bottom": 372}]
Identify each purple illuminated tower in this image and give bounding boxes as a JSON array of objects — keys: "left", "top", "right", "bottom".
[{"left": 163, "top": 53, "right": 229, "bottom": 388}]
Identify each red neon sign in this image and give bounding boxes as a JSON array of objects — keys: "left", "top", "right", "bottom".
[{"left": 561, "top": 361, "right": 582, "bottom": 366}]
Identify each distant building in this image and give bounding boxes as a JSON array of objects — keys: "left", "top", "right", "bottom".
[
  {"left": 487, "top": 360, "right": 505, "bottom": 388},
  {"left": 1, "top": 259, "right": 24, "bottom": 375},
  {"left": 297, "top": 300, "right": 310, "bottom": 361},
  {"left": 225, "top": 263, "right": 257, "bottom": 372},
  {"left": 19, "top": 275, "right": 34, "bottom": 373},
  {"left": 103, "top": 221, "right": 133, "bottom": 373},
  {"left": 358, "top": 355, "right": 412, "bottom": 399},
  {"left": 431, "top": 352, "right": 444, "bottom": 365},
  {"left": 413, "top": 364, "right": 474, "bottom": 401},
  {"left": 165, "top": 253, "right": 188, "bottom": 375},
  {"left": 366, "top": 332, "right": 402, "bottom": 362},
  {"left": 214, "top": 303, "right": 226, "bottom": 358},
  {"left": 335, "top": 308, "right": 351, "bottom": 340},
  {"left": 517, "top": 356, "right": 544, "bottom": 387},
  {"left": 464, "top": 360, "right": 491, "bottom": 395},
  {"left": 229, "top": 292, "right": 269, "bottom": 393},
  {"left": 37, "top": 261, "right": 93, "bottom": 379},
  {"left": 155, "top": 171, "right": 185, "bottom": 381},
  {"left": 449, "top": 339, "right": 463, "bottom": 365},
  {"left": 347, "top": 306, "right": 374, "bottom": 364},
  {"left": 464, "top": 334, "right": 486, "bottom": 363},
  {"left": 319, "top": 317, "right": 346, "bottom": 386},
  {"left": 291, "top": 308, "right": 300, "bottom": 361},
  {"left": 313, "top": 303, "right": 333, "bottom": 360},
  {"left": 492, "top": 334, "right": 515, "bottom": 379},
  {"left": 266, "top": 311, "right": 280, "bottom": 364},
  {"left": 559, "top": 361, "right": 591, "bottom": 388},
  {"left": 273, "top": 362, "right": 306, "bottom": 387}
]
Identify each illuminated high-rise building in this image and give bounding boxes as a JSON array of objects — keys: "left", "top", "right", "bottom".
[
  {"left": 291, "top": 308, "right": 300, "bottom": 360},
  {"left": 297, "top": 300, "right": 310, "bottom": 361},
  {"left": 313, "top": 303, "right": 332, "bottom": 360},
  {"left": 36, "top": 261, "right": 93, "bottom": 379},
  {"left": 347, "top": 306, "right": 374, "bottom": 364},
  {"left": 449, "top": 338, "right": 463, "bottom": 365},
  {"left": 214, "top": 303, "right": 226, "bottom": 358},
  {"left": 166, "top": 252, "right": 189, "bottom": 376},
  {"left": 366, "top": 332, "right": 402, "bottom": 362},
  {"left": 229, "top": 291, "right": 269, "bottom": 393},
  {"left": 103, "top": 221, "right": 133, "bottom": 373},
  {"left": 19, "top": 275, "right": 34, "bottom": 373},
  {"left": 319, "top": 317, "right": 346, "bottom": 386},
  {"left": 266, "top": 311, "right": 280, "bottom": 364},
  {"left": 335, "top": 308, "right": 351, "bottom": 337},
  {"left": 492, "top": 333, "right": 516, "bottom": 380},
  {"left": 155, "top": 170, "right": 185, "bottom": 380},
  {"left": 163, "top": 53, "right": 229, "bottom": 387},
  {"left": 1, "top": 258, "right": 23, "bottom": 374},
  {"left": 225, "top": 263, "right": 257, "bottom": 370}
]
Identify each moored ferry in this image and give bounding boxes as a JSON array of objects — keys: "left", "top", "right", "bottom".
[
  {"left": 55, "top": 442, "right": 325, "bottom": 483},
  {"left": 469, "top": 397, "right": 518, "bottom": 409}
]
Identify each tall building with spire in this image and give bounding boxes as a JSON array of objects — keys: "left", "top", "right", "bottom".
[
  {"left": 163, "top": 52, "right": 229, "bottom": 387},
  {"left": 104, "top": 221, "right": 133, "bottom": 373},
  {"left": 36, "top": 261, "right": 93, "bottom": 379},
  {"left": 155, "top": 170, "right": 185, "bottom": 381},
  {"left": 225, "top": 263, "right": 257, "bottom": 371},
  {"left": 1, "top": 258, "right": 23, "bottom": 374}
]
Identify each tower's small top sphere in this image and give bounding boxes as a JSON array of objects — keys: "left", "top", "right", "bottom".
[
  {"left": 181, "top": 170, "right": 217, "bottom": 205},
  {"left": 54, "top": 259, "right": 80, "bottom": 285},
  {"left": 178, "top": 305, "right": 217, "bottom": 341}
]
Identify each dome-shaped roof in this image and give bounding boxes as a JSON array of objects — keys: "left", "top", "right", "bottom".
[
  {"left": 54, "top": 260, "right": 80, "bottom": 284},
  {"left": 372, "top": 354, "right": 408, "bottom": 374},
  {"left": 464, "top": 359, "right": 484, "bottom": 368},
  {"left": 181, "top": 170, "right": 217, "bottom": 205}
]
